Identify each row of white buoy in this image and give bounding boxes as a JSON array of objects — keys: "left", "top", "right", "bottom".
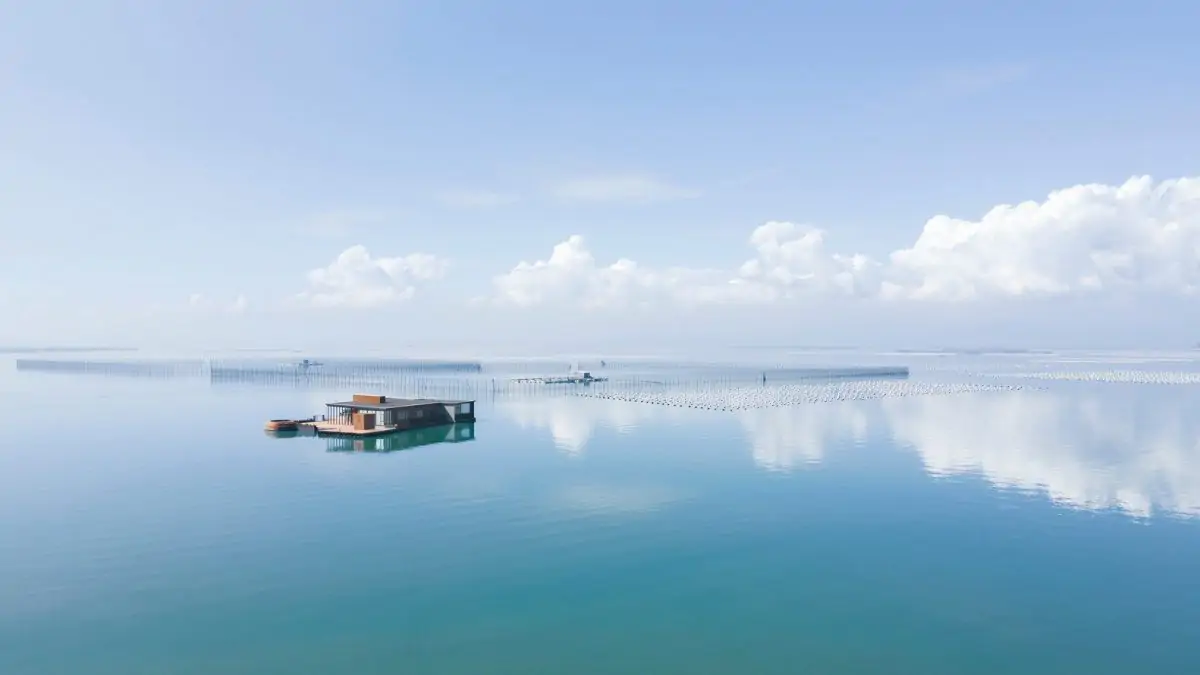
[
  {"left": 575, "top": 380, "right": 1030, "bottom": 411},
  {"left": 979, "top": 370, "right": 1200, "bottom": 385}
]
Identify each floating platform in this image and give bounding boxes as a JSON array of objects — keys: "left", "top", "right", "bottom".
[
  {"left": 267, "top": 393, "right": 476, "bottom": 439},
  {"left": 301, "top": 420, "right": 401, "bottom": 437},
  {"left": 579, "top": 380, "right": 1027, "bottom": 411}
]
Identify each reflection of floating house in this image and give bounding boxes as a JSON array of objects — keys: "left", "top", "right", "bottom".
[
  {"left": 325, "top": 422, "right": 476, "bottom": 453},
  {"left": 306, "top": 394, "right": 476, "bottom": 437}
]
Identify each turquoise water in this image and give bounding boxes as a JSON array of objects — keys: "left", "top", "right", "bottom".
[{"left": 2, "top": 363, "right": 1200, "bottom": 673}]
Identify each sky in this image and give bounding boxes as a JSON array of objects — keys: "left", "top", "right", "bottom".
[{"left": 2, "top": 0, "right": 1199, "bottom": 353}]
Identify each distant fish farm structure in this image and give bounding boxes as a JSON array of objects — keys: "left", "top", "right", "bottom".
[
  {"left": 210, "top": 357, "right": 482, "bottom": 377},
  {"left": 9, "top": 353, "right": 1057, "bottom": 415},
  {"left": 14, "top": 358, "right": 208, "bottom": 378},
  {"left": 12, "top": 357, "right": 917, "bottom": 403},
  {"left": 13, "top": 357, "right": 482, "bottom": 380}
]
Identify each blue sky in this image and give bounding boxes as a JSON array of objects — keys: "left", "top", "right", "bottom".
[{"left": 2, "top": 1, "right": 1199, "bottom": 351}]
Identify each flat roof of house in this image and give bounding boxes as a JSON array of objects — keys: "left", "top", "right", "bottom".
[{"left": 325, "top": 397, "right": 473, "bottom": 411}]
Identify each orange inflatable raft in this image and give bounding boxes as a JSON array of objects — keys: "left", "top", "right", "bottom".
[{"left": 264, "top": 419, "right": 299, "bottom": 432}]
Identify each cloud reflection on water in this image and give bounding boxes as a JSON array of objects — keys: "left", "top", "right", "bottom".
[
  {"left": 738, "top": 403, "right": 870, "bottom": 472},
  {"left": 883, "top": 391, "right": 1200, "bottom": 518},
  {"left": 499, "top": 396, "right": 688, "bottom": 455},
  {"left": 504, "top": 387, "right": 1200, "bottom": 519}
]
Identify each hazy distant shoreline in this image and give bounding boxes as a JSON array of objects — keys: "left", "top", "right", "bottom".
[{"left": 0, "top": 347, "right": 138, "bottom": 354}]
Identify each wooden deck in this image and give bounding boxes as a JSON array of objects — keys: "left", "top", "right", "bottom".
[{"left": 301, "top": 420, "right": 404, "bottom": 437}]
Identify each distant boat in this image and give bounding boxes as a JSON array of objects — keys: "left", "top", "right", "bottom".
[
  {"left": 513, "top": 369, "right": 608, "bottom": 385},
  {"left": 296, "top": 359, "right": 324, "bottom": 369},
  {"left": 569, "top": 370, "right": 604, "bottom": 383}
]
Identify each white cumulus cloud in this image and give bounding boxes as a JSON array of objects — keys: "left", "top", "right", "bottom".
[
  {"left": 884, "top": 175, "right": 1200, "bottom": 301},
  {"left": 737, "top": 221, "right": 884, "bottom": 299},
  {"left": 492, "top": 175, "right": 1200, "bottom": 307},
  {"left": 489, "top": 234, "right": 764, "bottom": 309},
  {"left": 297, "top": 245, "right": 448, "bottom": 309}
]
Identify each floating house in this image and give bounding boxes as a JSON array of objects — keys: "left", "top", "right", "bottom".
[{"left": 307, "top": 393, "right": 476, "bottom": 437}]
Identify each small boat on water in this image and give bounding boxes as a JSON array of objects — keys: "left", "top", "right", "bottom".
[
  {"left": 264, "top": 419, "right": 300, "bottom": 432},
  {"left": 264, "top": 415, "right": 317, "bottom": 431},
  {"left": 513, "top": 370, "right": 608, "bottom": 385}
]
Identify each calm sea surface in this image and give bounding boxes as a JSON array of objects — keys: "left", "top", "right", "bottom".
[{"left": 2, "top": 354, "right": 1200, "bottom": 674}]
